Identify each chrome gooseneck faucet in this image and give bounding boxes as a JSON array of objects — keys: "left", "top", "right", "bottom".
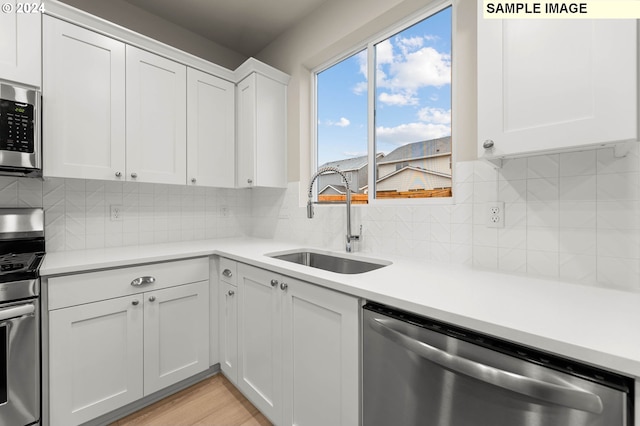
[{"left": 307, "top": 166, "right": 361, "bottom": 252}]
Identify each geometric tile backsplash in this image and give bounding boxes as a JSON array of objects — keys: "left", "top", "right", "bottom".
[{"left": 1, "top": 144, "right": 638, "bottom": 292}]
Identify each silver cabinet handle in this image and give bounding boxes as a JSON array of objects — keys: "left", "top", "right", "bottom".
[
  {"left": 132, "top": 300, "right": 139, "bottom": 306},
  {"left": 115, "top": 171, "right": 122, "bottom": 178},
  {"left": 370, "top": 318, "right": 603, "bottom": 414},
  {"left": 131, "top": 276, "right": 156, "bottom": 287},
  {"left": 227, "top": 290, "right": 235, "bottom": 296},
  {"left": 270, "top": 279, "right": 278, "bottom": 287},
  {"left": 0, "top": 303, "right": 35, "bottom": 322},
  {"left": 222, "top": 269, "right": 233, "bottom": 278},
  {"left": 191, "top": 177, "right": 197, "bottom": 183},
  {"left": 149, "top": 296, "right": 156, "bottom": 302},
  {"left": 247, "top": 178, "right": 253, "bottom": 185},
  {"left": 483, "top": 139, "right": 495, "bottom": 149},
  {"left": 280, "top": 282, "right": 288, "bottom": 291},
  {"left": 131, "top": 172, "right": 138, "bottom": 179}
]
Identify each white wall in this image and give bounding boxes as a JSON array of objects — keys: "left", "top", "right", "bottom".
[
  {"left": 250, "top": 146, "right": 640, "bottom": 292},
  {"left": 0, "top": 177, "right": 251, "bottom": 251}
]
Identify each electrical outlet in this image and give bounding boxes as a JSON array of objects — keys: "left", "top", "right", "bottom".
[
  {"left": 486, "top": 201, "right": 505, "bottom": 228},
  {"left": 110, "top": 205, "right": 123, "bottom": 221},
  {"left": 220, "top": 206, "right": 228, "bottom": 217}
]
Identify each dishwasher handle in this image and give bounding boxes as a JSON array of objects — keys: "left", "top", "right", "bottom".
[{"left": 371, "top": 317, "right": 604, "bottom": 414}]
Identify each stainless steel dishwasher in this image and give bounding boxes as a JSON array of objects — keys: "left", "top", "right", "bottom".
[{"left": 363, "top": 303, "right": 633, "bottom": 426}]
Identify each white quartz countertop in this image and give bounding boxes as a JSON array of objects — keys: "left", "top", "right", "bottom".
[{"left": 41, "top": 237, "right": 640, "bottom": 378}]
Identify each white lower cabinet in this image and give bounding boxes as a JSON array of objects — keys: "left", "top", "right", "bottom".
[
  {"left": 47, "top": 259, "right": 210, "bottom": 426},
  {"left": 219, "top": 280, "right": 238, "bottom": 383},
  {"left": 234, "top": 262, "right": 359, "bottom": 426},
  {"left": 49, "top": 295, "right": 144, "bottom": 426}
]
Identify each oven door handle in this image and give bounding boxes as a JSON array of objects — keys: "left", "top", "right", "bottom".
[
  {"left": 371, "top": 318, "right": 604, "bottom": 414},
  {"left": 0, "top": 303, "right": 35, "bottom": 322}
]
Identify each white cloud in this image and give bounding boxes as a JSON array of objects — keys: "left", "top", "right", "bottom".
[
  {"left": 376, "top": 122, "right": 451, "bottom": 146},
  {"left": 388, "top": 47, "right": 451, "bottom": 91},
  {"left": 326, "top": 117, "right": 350, "bottom": 127},
  {"left": 378, "top": 92, "right": 418, "bottom": 106},
  {"left": 376, "top": 40, "right": 394, "bottom": 65},
  {"left": 352, "top": 81, "right": 367, "bottom": 95},
  {"left": 397, "top": 36, "right": 424, "bottom": 56},
  {"left": 418, "top": 107, "right": 451, "bottom": 124}
]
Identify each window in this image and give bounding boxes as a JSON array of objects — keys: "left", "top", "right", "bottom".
[{"left": 315, "top": 4, "right": 452, "bottom": 203}]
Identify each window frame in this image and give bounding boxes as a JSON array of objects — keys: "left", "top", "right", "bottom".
[{"left": 311, "top": 0, "right": 455, "bottom": 206}]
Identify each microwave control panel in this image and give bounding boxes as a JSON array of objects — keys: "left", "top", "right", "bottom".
[{"left": 0, "top": 99, "right": 34, "bottom": 154}]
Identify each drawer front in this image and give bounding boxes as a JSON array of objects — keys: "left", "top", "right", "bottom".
[
  {"left": 48, "top": 257, "right": 209, "bottom": 310},
  {"left": 219, "top": 257, "right": 237, "bottom": 286}
]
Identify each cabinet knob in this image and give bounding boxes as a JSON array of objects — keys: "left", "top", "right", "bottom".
[
  {"left": 483, "top": 139, "right": 495, "bottom": 149},
  {"left": 280, "top": 282, "right": 288, "bottom": 291},
  {"left": 132, "top": 300, "right": 139, "bottom": 306},
  {"left": 115, "top": 171, "right": 122, "bottom": 178},
  {"left": 131, "top": 172, "right": 138, "bottom": 179},
  {"left": 227, "top": 290, "right": 235, "bottom": 296},
  {"left": 191, "top": 177, "right": 197, "bottom": 183},
  {"left": 247, "top": 178, "right": 253, "bottom": 185},
  {"left": 222, "top": 269, "right": 233, "bottom": 278},
  {"left": 270, "top": 279, "right": 278, "bottom": 287},
  {"left": 149, "top": 296, "right": 156, "bottom": 302}
]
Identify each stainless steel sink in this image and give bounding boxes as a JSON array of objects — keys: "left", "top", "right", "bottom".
[{"left": 268, "top": 250, "right": 391, "bottom": 274}]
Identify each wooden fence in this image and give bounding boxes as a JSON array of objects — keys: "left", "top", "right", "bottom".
[{"left": 318, "top": 188, "right": 451, "bottom": 204}]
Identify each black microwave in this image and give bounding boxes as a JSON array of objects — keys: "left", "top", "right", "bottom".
[{"left": 0, "top": 83, "right": 40, "bottom": 177}]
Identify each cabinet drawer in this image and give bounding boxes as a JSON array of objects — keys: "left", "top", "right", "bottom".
[
  {"left": 219, "top": 257, "right": 237, "bottom": 286},
  {"left": 48, "top": 257, "right": 209, "bottom": 310}
]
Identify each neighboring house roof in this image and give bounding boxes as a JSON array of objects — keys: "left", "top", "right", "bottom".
[
  {"left": 318, "top": 153, "right": 384, "bottom": 172},
  {"left": 318, "top": 184, "right": 347, "bottom": 195},
  {"left": 376, "top": 165, "right": 452, "bottom": 183},
  {"left": 377, "top": 136, "right": 451, "bottom": 165}
]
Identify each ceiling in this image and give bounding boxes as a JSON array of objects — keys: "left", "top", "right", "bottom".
[{"left": 121, "top": 0, "right": 330, "bottom": 57}]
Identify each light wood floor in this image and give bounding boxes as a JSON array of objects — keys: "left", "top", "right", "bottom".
[{"left": 111, "top": 374, "right": 272, "bottom": 426}]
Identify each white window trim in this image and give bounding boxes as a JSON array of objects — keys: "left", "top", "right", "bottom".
[{"left": 311, "top": 0, "right": 455, "bottom": 206}]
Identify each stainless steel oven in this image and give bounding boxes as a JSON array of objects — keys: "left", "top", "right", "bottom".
[
  {"left": 0, "top": 209, "right": 44, "bottom": 426},
  {"left": 0, "top": 83, "right": 41, "bottom": 177},
  {"left": 363, "top": 303, "right": 633, "bottom": 426}
]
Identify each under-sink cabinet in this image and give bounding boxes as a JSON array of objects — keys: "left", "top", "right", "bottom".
[
  {"left": 218, "top": 259, "right": 359, "bottom": 426},
  {"left": 45, "top": 258, "right": 210, "bottom": 426},
  {"left": 477, "top": 11, "right": 637, "bottom": 159}
]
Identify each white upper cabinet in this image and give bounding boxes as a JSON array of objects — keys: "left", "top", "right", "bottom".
[
  {"left": 477, "top": 15, "right": 637, "bottom": 159},
  {"left": 126, "top": 46, "right": 187, "bottom": 185},
  {"left": 187, "top": 68, "right": 235, "bottom": 187},
  {"left": 43, "top": 17, "right": 126, "bottom": 180},
  {"left": 0, "top": 2, "right": 40, "bottom": 87},
  {"left": 236, "top": 72, "right": 287, "bottom": 188}
]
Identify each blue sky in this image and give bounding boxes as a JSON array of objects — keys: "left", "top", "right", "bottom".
[{"left": 317, "top": 6, "right": 451, "bottom": 166}]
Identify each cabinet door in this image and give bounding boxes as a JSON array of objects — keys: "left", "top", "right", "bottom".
[
  {"left": 49, "top": 295, "right": 143, "bottom": 426},
  {"left": 282, "top": 278, "right": 359, "bottom": 426},
  {"left": 255, "top": 73, "right": 287, "bottom": 188},
  {"left": 219, "top": 281, "right": 238, "bottom": 384},
  {"left": 477, "top": 17, "right": 637, "bottom": 158},
  {"left": 237, "top": 263, "right": 282, "bottom": 425},
  {"left": 0, "top": 2, "right": 40, "bottom": 87},
  {"left": 43, "top": 17, "right": 126, "bottom": 180},
  {"left": 236, "top": 73, "right": 287, "bottom": 188},
  {"left": 187, "top": 68, "right": 235, "bottom": 187},
  {"left": 143, "top": 280, "right": 209, "bottom": 395},
  {"left": 126, "top": 46, "right": 187, "bottom": 184},
  {"left": 236, "top": 74, "right": 257, "bottom": 188}
]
